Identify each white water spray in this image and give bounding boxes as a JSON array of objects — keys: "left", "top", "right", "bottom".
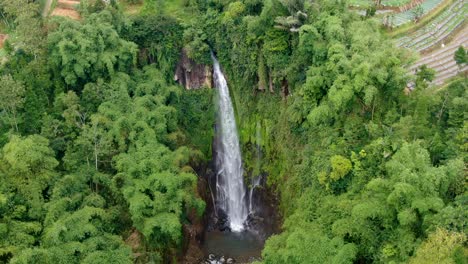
[
  {"left": 249, "top": 121, "right": 262, "bottom": 213},
  {"left": 212, "top": 54, "right": 248, "bottom": 232},
  {"left": 249, "top": 176, "right": 261, "bottom": 213}
]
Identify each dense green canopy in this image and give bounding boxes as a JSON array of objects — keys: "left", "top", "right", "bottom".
[{"left": 0, "top": 0, "right": 465, "bottom": 263}]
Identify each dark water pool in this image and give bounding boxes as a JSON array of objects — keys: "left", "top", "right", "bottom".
[{"left": 202, "top": 230, "right": 264, "bottom": 262}]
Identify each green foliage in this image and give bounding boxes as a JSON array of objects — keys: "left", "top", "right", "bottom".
[
  {"left": 176, "top": 89, "right": 215, "bottom": 161},
  {"left": 366, "top": 5, "right": 377, "bottom": 17},
  {"left": 71, "top": 67, "right": 205, "bottom": 258},
  {"left": 9, "top": 171, "right": 133, "bottom": 263},
  {"left": 16, "top": 59, "right": 51, "bottom": 135},
  {"left": 183, "top": 25, "right": 212, "bottom": 65},
  {"left": 0, "top": 74, "right": 25, "bottom": 132},
  {"left": 125, "top": 14, "right": 184, "bottom": 79},
  {"left": 263, "top": 28, "right": 290, "bottom": 75},
  {"left": 1, "top": 0, "right": 466, "bottom": 262},
  {"left": 454, "top": 46, "right": 467, "bottom": 66},
  {"left": 2, "top": 135, "right": 57, "bottom": 177},
  {"left": 409, "top": 228, "right": 466, "bottom": 264},
  {"left": 48, "top": 11, "right": 137, "bottom": 87},
  {"left": 182, "top": 10, "right": 219, "bottom": 65},
  {"left": 262, "top": 224, "right": 357, "bottom": 264},
  {"left": 412, "top": 5, "right": 424, "bottom": 21},
  {"left": 0, "top": 135, "right": 57, "bottom": 261},
  {"left": 318, "top": 155, "right": 352, "bottom": 191},
  {"left": 124, "top": 0, "right": 143, "bottom": 4},
  {"left": 0, "top": 4, "right": 209, "bottom": 261},
  {"left": 415, "top": 64, "right": 436, "bottom": 89},
  {"left": 329, "top": 155, "right": 352, "bottom": 181},
  {"left": 196, "top": 1, "right": 466, "bottom": 262},
  {"left": 79, "top": 0, "right": 108, "bottom": 14},
  {"left": 223, "top": 1, "right": 246, "bottom": 21},
  {"left": 141, "top": 0, "right": 164, "bottom": 14},
  {"left": 1, "top": 0, "right": 44, "bottom": 55}
]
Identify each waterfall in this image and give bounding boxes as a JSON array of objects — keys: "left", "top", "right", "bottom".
[
  {"left": 249, "top": 121, "right": 262, "bottom": 213},
  {"left": 212, "top": 53, "right": 248, "bottom": 232},
  {"left": 249, "top": 176, "right": 261, "bottom": 213}
]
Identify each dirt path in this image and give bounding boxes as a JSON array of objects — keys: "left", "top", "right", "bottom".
[
  {"left": 52, "top": 0, "right": 81, "bottom": 20},
  {"left": 42, "top": 0, "right": 54, "bottom": 17},
  {"left": 0, "top": 34, "right": 8, "bottom": 49}
]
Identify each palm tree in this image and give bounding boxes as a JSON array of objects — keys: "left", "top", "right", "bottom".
[{"left": 275, "top": 0, "right": 308, "bottom": 32}]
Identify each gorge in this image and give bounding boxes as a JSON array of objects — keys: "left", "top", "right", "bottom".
[{"left": 199, "top": 55, "right": 277, "bottom": 262}]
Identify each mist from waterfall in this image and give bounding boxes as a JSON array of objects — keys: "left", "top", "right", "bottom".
[{"left": 212, "top": 54, "right": 248, "bottom": 232}]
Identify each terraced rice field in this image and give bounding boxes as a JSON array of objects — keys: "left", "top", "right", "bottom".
[
  {"left": 409, "top": 26, "right": 468, "bottom": 85},
  {"left": 385, "top": 0, "right": 444, "bottom": 27},
  {"left": 396, "top": 0, "right": 467, "bottom": 52},
  {"left": 349, "top": 0, "right": 412, "bottom": 8},
  {"left": 382, "top": 0, "right": 414, "bottom": 7},
  {"left": 51, "top": 0, "right": 80, "bottom": 20}
]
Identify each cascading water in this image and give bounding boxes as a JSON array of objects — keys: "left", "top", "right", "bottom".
[
  {"left": 202, "top": 55, "right": 279, "bottom": 262},
  {"left": 249, "top": 121, "right": 262, "bottom": 213},
  {"left": 249, "top": 176, "right": 261, "bottom": 213},
  {"left": 212, "top": 53, "right": 248, "bottom": 232}
]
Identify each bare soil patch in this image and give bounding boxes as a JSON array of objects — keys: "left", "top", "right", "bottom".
[
  {"left": 57, "top": 0, "right": 81, "bottom": 10},
  {"left": 0, "top": 34, "right": 8, "bottom": 49}
]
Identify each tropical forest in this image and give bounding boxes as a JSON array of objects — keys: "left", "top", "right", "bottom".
[{"left": 0, "top": 0, "right": 466, "bottom": 263}]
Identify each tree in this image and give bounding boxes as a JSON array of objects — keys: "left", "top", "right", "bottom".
[
  {"left": 275, "top": 0, "right": 307, "bottom": 32},
  {"left": 126, "top": 14, "right": 184, "bottom": 78},
  {"left": 454, "top": 46, "right": 467, "bottom": 67},
  {"left": 0, "top": 74, "right": 25, "bottom": 132},
  {"left": 412, "top": 5, "right": 424, "bottom": 22},
  {"left": 108, "top": 84, "right": 202, "bottom": 253},
  {"left": 365, "top": 5, "right": 377, "bottom": 17},
  {"left": 176, "top": 88, "right": 215, "bottom": 161},
  {"left": 262, "top": 215, "right": 357, "bottom": 264},
  {"left": 1, "top": 0, "right": 465, "bottom": 262},
  {"left": 409, "top": 228, "right": 466, "bottom": 264},
  {"left": 14, "top": 59, "right": 51, "bottom": 134},
  {"left": 415, "top": 64, "right": 436, "bottom": 89},
  {"left": 1, "top": 0, "right": 44, "bottom": 56},
  {"left": 318, "top": 155, "right": 352, "bottom": 191},
  {"left": 53, "top": 66, "right": 205, "bottom": 261},
  {"left": 1, "top": 135, "right": 58, "bottom": 216},
  {"left": 0, "top": 135, "right": 58, "bottom": 262},
  {"left": 141, "top": 0, "right": 165, "bottom": 14},
  {"left": 279, "top": 0, "right": 304, "bottom": 13},
  {"left": 183, "top": 25, "right": 211, "bottom": 65},
  {"left": 262, "top": 27, "right": 290, "bottom": 85},
  {"left": 9, "top": 173, "right": 133, "bottom": 264},
  {"left": 48, "top": 11, "right": 137, "bottom": 87}
]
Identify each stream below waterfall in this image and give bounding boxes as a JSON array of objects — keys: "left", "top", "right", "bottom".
[{"left": 203, "top": 230, "right": 264, "bottom": 262}]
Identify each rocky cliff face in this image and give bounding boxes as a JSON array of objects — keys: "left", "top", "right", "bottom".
[
  {"left": 175, "top": 49, "right": 212, "bottom": 90},
  {"left": 180, "top": 165, "right": 212, "bottom": 263}
]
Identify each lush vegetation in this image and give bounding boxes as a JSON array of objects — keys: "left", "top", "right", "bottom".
[
  {"left": 0, "top": 1, "right": 212, "bottom": 263},
  {"left": 349, "top": 0, "right": 412, "bottom": 8},
  {"left": 0, "top": 0, "right": 466, "bottom": 263},
  {"left": 176, "top": 0, "right": 466, "bottom": 263}
]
